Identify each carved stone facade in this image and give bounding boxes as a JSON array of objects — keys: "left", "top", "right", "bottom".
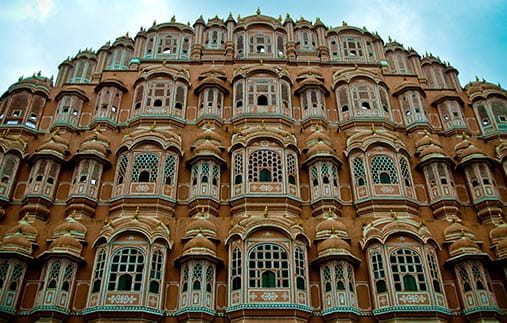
[{"left": 0, "top": 12, "right": 506, "bottom": 323}]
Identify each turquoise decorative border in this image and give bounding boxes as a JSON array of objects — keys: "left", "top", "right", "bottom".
[
  {"left": 174, "top": 306, "right": 216, "bottom": 316},
  {"left": 226, "top": 303, "right": 312, "bottom": 313},
  {"left": 372, "top": 305, "right": 451, "bottom": 315},
  {"left": 82, "top": 305, "right": 164, "bottom": 316},
  {"left": 321, "top": 306, "right": 362, "bottom": 316},
  {"left": 462, "top": 305, "right": 502, "bottom": 315}
]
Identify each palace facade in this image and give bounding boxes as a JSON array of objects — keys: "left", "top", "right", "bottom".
[{"left": 0, "top": 11, "right": 506, "bottom": 323}]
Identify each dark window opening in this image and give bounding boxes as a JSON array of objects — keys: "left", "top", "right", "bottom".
[
  {"left": 206, "top": 283, "right": 212, "bottom": 292},
  {"left": 379, "top": 172, "right": 391, "bottom": 184},
  {"left": 288, "top": 175, "right": 296, "bottom": 185},
  {"left": 260, "top": 169, "right": 272, "bottom": 182},
  {"left": 47, "top": 177, "right": 54, "bottom": 184},
  {"left": 175, "top": 102, "right": 183, "bottom": 109},
  {"left": 154, "top": 99, "right": 162, "bottom": 107},
  {"left": 165, "top": 177, "right": 172, "bottom": 185},
  {"left": 376, "top": 280, "right": 387, "bottom": 293},
  {"left": 118, "top": 274, "right": 132, "bottom": 291},
  {"left": 337, "top": 281, "right": 345, "bottom": 290},
  {"left": 232, "top": 277, "right": 241, "bottom": 290},
  {"left": 92, "top": 280, "right": 101, "bottom": 293},
  {"left": 296, "top": 277, "right": 305, "bottom": 290},
  {"left": 138, "top": 170, "right": 150, "bottom": 182},
  {"left": 202, "top": 175, "right": 208, "bottom": 183},
  {"left": 323, "top": 176, "right": 329, "bottom": 184},
  {"left": 192, "top": 280, "right": 201, "bottom": 290},
  {"left": 325, "top": 282, "right": 331, "bottom": 292},
  {"left": 48, "top": 280, "right": 57, "bottom": 289},
  {"left": 313, "top": 178, "right": 318, "bottom": 186},
  {"left": 403, "top": 275, "right": 417, "bottom": 291},
  {"left": 149, "top": 280, "right": 159, "bottom": 293},
  {"left": 235, "top": 175, "right": 242, "bottom": 185},
  {"left": 261, "top": 271, "right": 276, "bottom": 288},
  {"left": 361, "top": 102, "right": 371, "bottom": 110},
  {"left": 358, "top": 177, "right": 365, "bottom": 186},
  {"left": 62, "top": 281, "right": 70, "bottom": 292},
  {"left": 257, "top": 95, "right": 268, "bottom": 106},
  {"left": 464, "top": 282, "right": 471, "bottom": 292},
  {"left": 341, "top": 105, "right": 349, "bottom": 112},
  {"left": 236, "top": 100, "right": 243, "bottom": 108}
]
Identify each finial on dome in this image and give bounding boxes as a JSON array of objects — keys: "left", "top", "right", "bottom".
[
  {"left": 256, "top": 8, "right": 261, "bottom": 15},
  {"left": 171, "top": 15, "right": 176, "bottom": 23},
  {"left": 388, "top": 36, "right": 392, "bottom": 42},
  {"left": 371, "top": 123, "right": 376, "bottom": 134},
  {"left": 390, "top": 209, "right": 397, "bottom": 220},
  {"left": 201, "top": 207, "right": 206, "bottom": 217},
  {"left": 327, "top": 207, "right": 335, "bottom": 218},
  {"left": 261, "top": 120, "right": 266, "bottom": 129},
  {"left": 150, "top": 121, "right": 157, "bottom": 130},
  {"left": 134, "top": 207, "right": 140, "bottom": 219},
  {"left": 264, "top": 206, "right": 269, "bottom": 217},
  {"left": 278, "top": 15, "right": 282, "bottom": 22},
  {"left": 260, "top": 58, "right": 263, "bottom": 65},
  {"left": 342, "top": 20, "right": 347, "bottom": 26}
]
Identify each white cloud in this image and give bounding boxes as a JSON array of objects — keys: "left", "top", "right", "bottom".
[{"left": 0, "top": 0, "right": 56, "bottom": 22}]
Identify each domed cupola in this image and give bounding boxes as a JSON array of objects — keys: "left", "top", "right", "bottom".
[
  {"left": 33, "top": 128, "right": 69, "bottom": 161},
  {"left": 183, "top": 208, "right": 218, "bottom": 241},
  {"left": 76, "top": 127, "right": 111, "bottom": 162},
  {"left": 0, "top": 214, "right": 38, "bottom": 259}
]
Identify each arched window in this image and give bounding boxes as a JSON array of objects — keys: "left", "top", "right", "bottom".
[
  {"left": 108, "top": 248, "right": 144, "bottom": 292},
  {"left": 91, "top": 249, "right": 106, "bottom": 293},
  {"left": 295, "top": 247, "right": 306, "bottom": 290},
  {"left": 163, "top": 155, "right": 176, "bottom": 186},
  {"left": 248, "top": 244, "right": 289, "bottom": 288},
  {"left": 371, "top": 155, "right": 398, "bottom": 184},
  {"left": 352, "top": 157, "right": 367, "bottom": 186},
  {"left": 149, "top": 250, "right": 163, "bottom": 293},
  {"left": 248, "top": 150, "right": 283, "bottom": 183},
  {"left": 390, "top": 248, "right": 426, "bottom": 292},
  {"left": 371, "top": 252, "right": 387, "bottom": 293},
  {"left": 131, "top": 153, "right": 159, "bottom": 182},
  {"left": 231, "top": 248, "right": 242, "bottom": 290},
  {"left": 192, "top": 263, "right": 202, "bottom": 290},
  {"left": 116, "top": 154, "right": 129, "bottom": 185},
  {"left": 233, "top": 154, "right": 243, "bottom": 185}
]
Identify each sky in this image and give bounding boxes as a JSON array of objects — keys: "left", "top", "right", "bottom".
[{"left": 0, "top": 0, "right": 506, "bottom": 94}]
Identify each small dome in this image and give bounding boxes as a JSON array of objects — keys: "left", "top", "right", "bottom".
[
  {"left": 54, "top": 218, "right": 87, "bottom": 237},
  {"left": 50, "top": 235, "right": 82, "bottom": 250},
  {"left": 449, "top": 236, "right": 481, "bottom": 257},
  {"left": 194, "top": 140, "right": 221, "bottom": 156},
  {"left": 490, "top": 223, "right": 507, "bottom": 242},
  {"left": 444, "top": 222, "right": 475, "bottom": 243},
  {"left": 36, "top": 130, "right": 68, "bottom": 158},
  {"left": 78, "top": 130, "right": 110, "bottom": 158},
  {"left": 420, "top": 144, "right": 446, "bottom": 159},
  {"left": 185, "top": 216, "right": 217, "bottom": 240},
  {"left": 316, "top": 217, "right": 347, "bottom": 240},
  {"left": 197, "top": 128, "right": 223, "bottom": 144},
  {"left": 7, "top": 222, "right": 37, "bottom": 237},
  {"left": 317, "top": 235, "right": 351, "bottom": 255},
  {"left": 183, "top": 234, "right": 216, "bottom": 254},
  {"left": 307, "top": 141, "right": 334, "bottom": 157},
  {"left": 307, "top": 128, "right": 331, "bottom": 143},
  {"left": 415, "top": 133, "right": 433, "bottom": 149},
  {"left": 1, "top": 235, "right": 32, "bottom": 249},
  {"left": 496, "top": 238, "right": 507, "bottom": 251}
]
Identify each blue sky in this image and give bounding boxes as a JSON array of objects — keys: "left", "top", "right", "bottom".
[{"left": 0, "top": 0, "right": 506, "bottom": 94}]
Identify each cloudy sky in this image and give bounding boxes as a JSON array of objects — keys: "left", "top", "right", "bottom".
[{"left": 0, "top": 0, "right": 506, "bottom": 94}]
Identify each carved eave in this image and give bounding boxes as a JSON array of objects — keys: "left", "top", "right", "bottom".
[
  {"left": 94, "top": 79, "right": 128, "bottom": 93},
  {"left": 119, "top": 125, "right": 183, "bottom": 156},
  {"left": 174, "top": 252, "right": 223, "bottom": 266},
  {"left": 37, "top": 249, "right": 85, "bottom": 264},
  {"left": 302, "top": 151, "right": 343, "bottom": 168},
  {"left": 392, "top": 82, "right": 426, "bottom": 97},
  {"left": 456, "top": 154, "right": 497, "bottom": 170},
  {"left": 294, "top": 78, "right": 330, "bottom": 96},
  {"left": 234, "top": 14, "right": 285, "bottom": 33},
  {"left": 193, "top": 77, "right": 229, "bottom": 95},
  {"left": 415, "top": 153, "right": 455, "bottom": 170},
  {"left": 311, "top": 251, "right": 361, "bottom": 266},
  {"left": 135, "top": 64, "right": 191, "bottom": 86},
  {"left": 225, "top": 216, "right": 310, "bottom": 246},
  {"left": 430, "top": 94, "right": 464, "bottom": 107},
  {"left": 332, "top": 67, "right": 387, "bottom": 89},
  {"left": 360, "top": 216, "right": 438, "bottom": 250},
  {"left": 55, "top": 87, "right": 89, "bottom": 102},
  {"left": 186, "top": 151, "right": 226, "bottom": 168},
  {"left": 0, "top": 132, "right": 29, "bottom": 158},
  {"left": 230, "top": 126, "right": 299, "bottom": 152},
  {"left": 232, "top": 64, "right": 291, "bottom": 83},
  {"left": 445, "top": 252, "right": 492, "bottom": 266},
  {"left": 345, "top": 130, "right": 408, "bottom": 156},
  {"left": 93, "top": 215, "right": 173, "bottom": 249}
]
